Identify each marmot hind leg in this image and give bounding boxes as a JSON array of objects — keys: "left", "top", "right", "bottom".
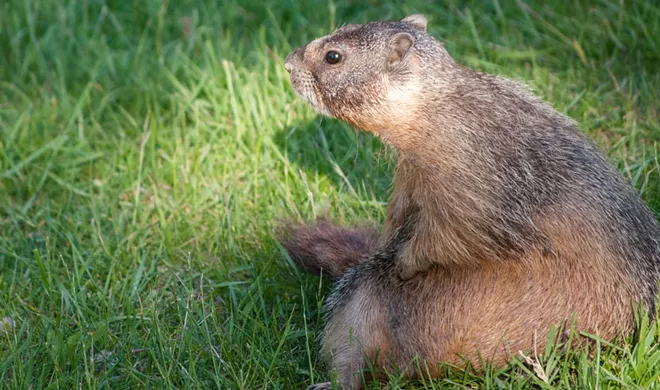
[
  {"left": 279, "top": 218, "right": 379, "bottom": 278},
  {"left": 315, "top": 273, "right": 394, "bottom": 390}
]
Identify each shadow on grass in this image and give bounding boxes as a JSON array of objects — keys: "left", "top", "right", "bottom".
[{"left": 273, "top": 116, "right": 395, "bottom": 209}]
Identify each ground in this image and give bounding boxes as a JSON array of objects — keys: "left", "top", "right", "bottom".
[{"left": 1, "top": 0, "right": 659, "bottom": 388}]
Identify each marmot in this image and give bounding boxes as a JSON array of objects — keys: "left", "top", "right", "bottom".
[{"left": 280, "top": 14, "right": 660, "bottom": 390}]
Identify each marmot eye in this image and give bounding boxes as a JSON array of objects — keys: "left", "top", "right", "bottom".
[{"left": 325, "top": 50, "right": 342, "bottom": 64}]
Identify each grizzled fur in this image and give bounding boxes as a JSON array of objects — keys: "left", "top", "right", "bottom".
[
  {"left": 279, "top": 218, "right": 379, "bottom": 279},
  {"left": 282, "top": 14, "right": 660, "bottom": 390}
]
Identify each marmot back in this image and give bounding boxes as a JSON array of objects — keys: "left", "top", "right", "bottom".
[{"left": 281, "top": 14, "right": 660, "bottom": 390}]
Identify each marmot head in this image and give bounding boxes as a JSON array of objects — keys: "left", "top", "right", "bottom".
[{"left": 285, "top": 15, "right": 455, "bottom": 137}]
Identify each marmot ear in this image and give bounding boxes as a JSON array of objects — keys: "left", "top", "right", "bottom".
[
  {"left": 388, "top": 32, "right": 414, "bottom": 66},
  {"left": 402, "top": 14, "right": 427, "bottom": 32}
]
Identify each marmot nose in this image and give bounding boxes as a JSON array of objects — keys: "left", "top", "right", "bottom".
[{"left": 284, "top": 59, "right": 293, "bottom": 73}]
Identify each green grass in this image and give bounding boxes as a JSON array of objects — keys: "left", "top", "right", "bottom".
[{"left": 1, "top": 0, "right": 659, "bottom": 388}]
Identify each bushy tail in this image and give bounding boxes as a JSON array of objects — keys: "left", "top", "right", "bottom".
[{"left": 278, "top": 218, "right": 379, "bottom": 279}]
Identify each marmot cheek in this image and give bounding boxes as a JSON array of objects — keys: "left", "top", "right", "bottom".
[{"left": 287, "top": 72, "right": 304, "bottom": 94}]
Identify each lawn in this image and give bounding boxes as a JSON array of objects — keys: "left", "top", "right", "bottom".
[{"left": 1, "top": 0, "right": 659, "bottom": 388}]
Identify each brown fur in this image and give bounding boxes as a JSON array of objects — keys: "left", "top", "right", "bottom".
[
  {"left": 311, "top": 208, "right": 637, "bottom": 388},
  {"left": 279, "top": 218, "right": 378, "bottom": 279},
  {"left": 281, "top": 14, "right": 660, "bottom": 389}
]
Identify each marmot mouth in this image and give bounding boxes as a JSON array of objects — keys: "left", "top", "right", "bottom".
[{"left": 289, "top": 71, "right": 332, "bottom": 117}]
